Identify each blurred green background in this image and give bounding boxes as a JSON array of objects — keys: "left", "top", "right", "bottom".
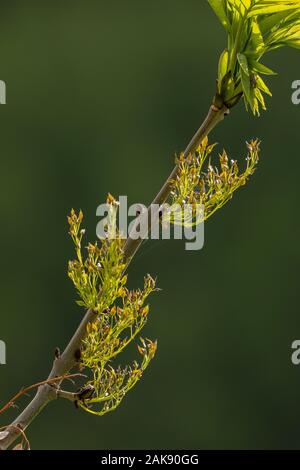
[{"left": 0, "top": 0, "right": 300, "bottom": 450}]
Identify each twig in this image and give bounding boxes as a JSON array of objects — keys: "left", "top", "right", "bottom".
[
  {"left": 0, "top": 425, "right": 31, "bottom": 451},
  {"left": 0, "top": 374, "right": 84, "bottom": 415},
  {"left": 0, "top": 101, "right": 228, "bottom": 451}
]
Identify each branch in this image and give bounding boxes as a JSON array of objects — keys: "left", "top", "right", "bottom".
[
  {"left": 0, "top": 101, "right": 228, "bottom": 451},
  {"left": 0, "top": 309, "right": 97, "bottom": 450}
]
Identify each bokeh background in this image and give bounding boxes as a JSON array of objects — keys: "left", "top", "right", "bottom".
[{"left": 0, "top": 0, "right": 300, "bottom": 450}]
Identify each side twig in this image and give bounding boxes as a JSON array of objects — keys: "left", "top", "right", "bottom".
[{"left": 0, "top": 373, "right": 84, "bottom": 415}]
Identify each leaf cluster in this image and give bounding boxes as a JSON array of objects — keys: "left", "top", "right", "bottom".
[{"left": 209, "top": 0, "right": 300, "bottom": 114}]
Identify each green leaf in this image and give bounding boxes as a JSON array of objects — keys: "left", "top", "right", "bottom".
[
  {"left": 256, "top": 75, "right": 272, "bottom": 96},
  {"left": 218, "top": 49, "right": 229, "bottom": 90},
  {"left": 208, "top": 0, "right": 230, "bottom": 30},
  {"left": 248, "top": 59, "right": 277, "bottom": 76},
  {"left": 240, "top": 68, "right": 251, "bottom": 104},
  {"left": 254, "top": 88, "right": 266, "bottom": 111},
  {"left": 250, "top": 17, "right": 265, "bottom": 54},
  {"left": 237, "top": 53, "right": 249, "bottom": 75},
  {"left": 259, "top": 11, "right": 294, "bottom": 35},
  {"left": 249, "top": 2, "right": 300, "bottom": 17},
  {"left": 223, "top": 76, "right": 236, "bottom": 101}
]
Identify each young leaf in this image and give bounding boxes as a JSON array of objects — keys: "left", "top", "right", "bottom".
[
  {"left": 208, "top": 0, "right": 230, "bottom": 30},
  {"left": 248, "top": 59, "right": 277, "bottom": 76}
]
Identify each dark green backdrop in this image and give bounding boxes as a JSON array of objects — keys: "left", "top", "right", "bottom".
[{"left": 0, "top": 1, "right": 300, "bottom": 450}]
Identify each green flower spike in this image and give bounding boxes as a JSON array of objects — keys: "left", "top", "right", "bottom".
[{"left": 208, "top": 0, "right": 300, "bottom": 115}]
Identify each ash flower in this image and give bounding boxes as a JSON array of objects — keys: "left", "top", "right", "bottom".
[
  {"left": 169, "top": 136, "right": 260, "bottom": 225},
  {"left": 67, "top": 206, "right": 158, "bottom": 416}
]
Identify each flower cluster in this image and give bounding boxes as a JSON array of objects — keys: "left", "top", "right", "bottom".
[
  {"left": 80, "top": 338, "right": 157, "bottom": 416},
  {"left": 67, "top": 198, "right": 157, "bottom": 416},
  {"left": 209, "top": 0, "right": 300, "bottom": 114},
  {"left": 68, "top": 197, "right": 126, "bottom": 312},
  {"left": 168, "top": 137, "right": 260, "bottom": 225}
]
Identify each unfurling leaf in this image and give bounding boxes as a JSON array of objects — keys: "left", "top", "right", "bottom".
[{"left": 209, "top": 0, "right": 300, "bottom": 114}]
